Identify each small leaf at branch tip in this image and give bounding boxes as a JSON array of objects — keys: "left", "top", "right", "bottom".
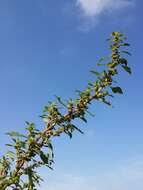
[
  {"left": 90, "top": 70, "right": 101, "bottom": 76},
  {"left": 88, "top": 82, "right": 93, "bottom": 87},
  {"left": 111, "top": 87, "right": 123, "bottom": 94},
  {"left": 112, "top": 31, "right": 120, "bottom": 36},
  {"left": 122, "top": 43, "right": 130, "bottom": 47},
  {"left": 121, "top": 51, "right": 132, "bottom": 56},
  {"left": 5, "top": 144, "right": 13, "bottom": 147},
  {"left": 80, "top": 117, "right": 87, "bottom": 123},
  {"left": 97, "top": 63, "right": 106, "bottom": 67},
  {"left": 122, "top": 65, "right": 132, "bottom": 74}
]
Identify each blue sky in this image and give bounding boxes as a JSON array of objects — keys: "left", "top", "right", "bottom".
[{"left": 0, "top": 0, "right": 142, "bottom": 189}]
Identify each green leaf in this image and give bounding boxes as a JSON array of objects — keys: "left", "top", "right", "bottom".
[
  {"left": 5, "top": 151, "right": 15, "bottom": 159},
  {"left": 97, "top": 63, "right": 106, "bottom": 66},
  {"left": 90, "top": 70, "right": 101, "bottom": 76},
  {"left": 72, "top": 125, "right": 84, "bottom": 134},
  {"left": 85, "top": 110, "right": 95, "bottom": 117},
  {"left": 80, "top": 116, "right": 87, "bottom": 123},
  {"left": 121, "top": 51, "right": 132, "bottom": 56},
  {"left": 67, "top": 131, "right": 72, "bottom": 139},
  {"left": 6, "top": 131, "right": 27, "bottom": 138},
  {"left": 40, "top": 151, "right": 49, "bottom": 164},
  {"left": 55, "top": 96, "right": 67, "bottom": 108},
  {"left": 47, "top": 143, "right": 53, "bottom": 151},
  {"left": 111, "top": 87, "right": 123, "bottom": 94},
  {"left": 98, "top": 55, "right": 110, "bottom": 63},
  {"left": 119, "top": 58, "right": 128, "bottom": 65},
  {"left": 122, "top": 65, "right": 132, "bottom": 74},
  {"left": 88, "top": 82, "right": 93, "bottom": 87},
  {"left": 112, "top": 32, "right": 119, "bottom": 36},
  {"left": 43, "top": 106, "right": 49, "bottom": 113},
  {"left": 5, "top": 144, "right": 13, "bottom": 147},
  {"left": 121, "top": 43, "right": 130, "bottom": 46},
  {"left": 107, "top": 62, "right": 115, "bottom": 68},
  {"left": 101, "top": 98, "right": 112, "bottom": 106},
  {"left": 26, "top": 123, "right": 36, "bottom": 132}
]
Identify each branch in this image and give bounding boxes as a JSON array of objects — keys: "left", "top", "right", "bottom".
[{"left": 0, "top": 32, "right": 132, "bottom": 190}]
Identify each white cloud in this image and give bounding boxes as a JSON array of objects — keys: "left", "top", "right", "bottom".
[{"left": 76, "top": 0, "right": 134, "bottom": 17}]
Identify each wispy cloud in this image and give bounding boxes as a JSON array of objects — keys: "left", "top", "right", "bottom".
[
  {"left": 74, "top": 0, "right": 134, "bottom": 30},
  {"left": 41, "top": 156, "right": 143, "bottom": 190},
  {"left": 76, "top": 0, "right": 134, "bottom": 17}
]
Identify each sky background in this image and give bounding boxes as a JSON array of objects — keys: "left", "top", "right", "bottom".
[{"left": 0, "top": 0, "right": 142, "bottom": 189}]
